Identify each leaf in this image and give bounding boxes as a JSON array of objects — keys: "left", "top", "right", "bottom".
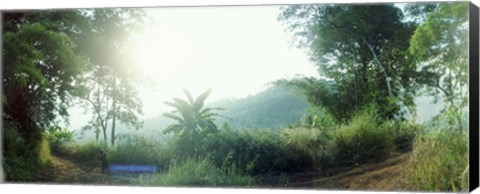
[
  {"left": 183, "top": 89, "right": 194, "bottom": 105},
  {"left": 162, "top": 112, "right": 185, "bottom": 124},
  {"left": 193, "top": 88, "right": 212, "bottom": 112}
]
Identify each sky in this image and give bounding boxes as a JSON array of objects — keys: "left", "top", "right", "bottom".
[{"left": 66, "top": 5, "right": 319, "bottom": 130}]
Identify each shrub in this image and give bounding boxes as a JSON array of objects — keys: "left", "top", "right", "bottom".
[
  {"left": 202, "top": 125, "right": 322, "bottom": 175},
  {"left": 3, "top": 120, "right": 50, "bottom": 181},
  {"left": 44, "top": 126, "right": 75, "bottom": 153},
  {"left": 136, "top": 158, "right": 254, "bottom": 187},
  {"left": 280, "top": 126, "right": 333, "bottom": 168},
  {"left": 35, "top": 135, "right": 51, "bottom": 167},
  {"left": 73, "top": 141, "right": 106, "bottom": 163},
  {"left": 331, "top": 108, "right": 396, "bottom": 166},
  {"left": 109, "top": 134, "right": 170, "bottom": 169},
  {"left": 405, "top": 130, "right": 468, "bottom": 192},
  {"left": 383, "top": 121, "right": 422, "bottom": 152},
  {"left": 3, "top": 122, "right": 37, "bottom": 181}
]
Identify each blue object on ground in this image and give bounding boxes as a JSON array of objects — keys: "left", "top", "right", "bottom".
[{"left": 109, "top": 164, "right": 159, "bottom": 173}]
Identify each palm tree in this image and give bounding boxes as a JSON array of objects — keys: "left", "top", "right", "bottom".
[{"left": 162, "top": 88, "right": 221, "bottom": 137}]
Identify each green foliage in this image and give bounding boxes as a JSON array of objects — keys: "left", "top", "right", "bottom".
[
  {"left": 278, "top": 4, "right": 419, "bottom": 120},
  {"left": 163, "top": 88, "right": 220, "bottom": 135},
  {"left": 3, "top": 121, "right": 37, "bottom": 181},
  {"left": 72, "top": 141, "right": 106, "bottom": 163},
  {"left": 383, "top": 121, "right": 422, "bottom": 152},
  {"left": 3, "top": 11, "right": 88, "bottom": 141},
  {"left": 331, "top": 107, "right": 396, "bottom": 166},
  {"left": 405, "top": 130, "right": 468, "bottom": 191},
  {"left": 35, "top": 136, "right": 52, "bottom": 167},
  {"left": 45, "top": 126, "right": 75, "bottom": 152},
  {"left": 274, "top": 77, "right": 346, "bottom": 121},
  {"left": 163, "top": 89, "right": 221, "bottom": 158},
  {"left": 77, "top": 9, "right": 146, "bottom": 146},
  {"left": 136, "top": 158, "right": 254, "bottom": 187},
  {"left": 108, "top": 134, "right": 170, "bottom": 168},
  {"left": 408, "top": 2, "right": 469, "bottom": 132},
  {"left": 211, "top": 86, "right": 311, "bottom": 130},
  {"left": 280, "top": 127, "right": 333, "bottom": 167},
  {"left": 202, "top": 125, "right": 320, "bottom": 175},
  {"left": 3, "top": 120, "right": 50, "bottom": 181}
]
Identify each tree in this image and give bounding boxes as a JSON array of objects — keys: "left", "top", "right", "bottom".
[
  {"left": 162, "top": 89, "right": 222, "bottom": 157},
  {"left": 278, "top": 4, "right": 419, "bottom": 119},
  {"left": 407, "top": 2, "right": 469, "bottom": 132},
  {"left": 77, "top": 9, "right": 145, "bottom": 146},
  {"left": 3, "top": 11, "right": 88, "bottom": 143}
]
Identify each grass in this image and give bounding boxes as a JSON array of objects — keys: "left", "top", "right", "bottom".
[
  {"left": 72, "top": 140, "right": 106, "bottom": 164},
  {"left": 136, "top": 158, "right": 254, "bottom": 187},
  {"left": 108, "top": 134, "right": 171, "bottom": 169},
  {"left": 405, "top": 129, "right": 468, "bottom": 192},
  {"left": 35, "top": 136, "right": 51, "bottom": 167},
  {"left": 21, "top": 108, "right": 460, "bottom": 191},
  {"left": 331, "top": 108, "right": 396, "bottom": 166}
]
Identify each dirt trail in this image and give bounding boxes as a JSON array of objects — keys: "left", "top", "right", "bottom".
[
  {"left": 37, "top": 152, "right": 410, "bottom": 190},
  {"left": 36, "top": 153, "right": 132, "bottom": 185},
  {"left": 287, "top": 153, "right": 411, "bottom": 191}
]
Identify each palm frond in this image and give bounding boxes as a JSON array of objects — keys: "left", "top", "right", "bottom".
[
  {"left": 183, "top": 88, "right": 194, "bottom": 105},
  {"left": 162, "top": 112, "right": 185, "bottom": 124},
  {"left": 163, "top": 124, "right": 183, "bottom": 135},
  {"left": 193, "top": 88, "right": 211, "bottom": 112}
]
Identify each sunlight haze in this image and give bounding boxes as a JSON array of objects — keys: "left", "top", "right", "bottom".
[{"left": 68, "top": 5, "right": 318, "bottom": 130}]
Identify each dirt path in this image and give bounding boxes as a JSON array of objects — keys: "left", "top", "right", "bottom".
[
  {"left": 37, "top": 152, "right": 410, "bottom": 190},
  {"left": 36, "top": 153, "right": 133, "bottom": 185},
  {"left": 287, "top": 153, "right": 411, "bottom": 191}
]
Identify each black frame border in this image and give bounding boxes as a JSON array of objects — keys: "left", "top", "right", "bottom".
[{"left": 469, "top": 2, "right": 479, "bottom": 192}]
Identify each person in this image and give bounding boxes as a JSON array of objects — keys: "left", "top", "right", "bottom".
[{"left": 98, "top": 150, "right": 109, "bottom": 175}]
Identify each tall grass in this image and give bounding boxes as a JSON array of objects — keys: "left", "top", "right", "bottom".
[
  {"left": 136, "top": 158, "right": 254, "bottom": 187},
  {"left": 405, "top": 130, "right": 468, "bottom": 192},
  {"left": 331, "top": 108, "right": 396, "bottom": 166},
  {"left": 280, "top": 126, "right": 333, "bottom": 168},
  {"left": 35, "top": 136, "right": 51, "bottom": 167},
  {"left": 72, "top": 140, "right": 106, "bottom": 163},
  {"left": 108, "top": 134, "right": 171, "bottom": 169}
]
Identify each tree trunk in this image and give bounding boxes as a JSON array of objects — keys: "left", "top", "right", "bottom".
[
  {"left": 354, "top": 65, "right": 359, "bottom": 113},
  {"left": 361, "top": 38, "right": 393, "bottom": 96},
  {"left": 102, "top": 123, "right": 108, "bottom": 145},
  {"left": 111, "top": 75, "right": 117, "bottom": 146}
]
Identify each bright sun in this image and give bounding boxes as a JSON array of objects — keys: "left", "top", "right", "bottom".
[{"left": 130, "top": 29, "right": 193, "bottom": 82}]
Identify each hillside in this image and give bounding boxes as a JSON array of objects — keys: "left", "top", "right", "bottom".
[{"left": 210, "top": 86, "right": 311, "bottom": 130}]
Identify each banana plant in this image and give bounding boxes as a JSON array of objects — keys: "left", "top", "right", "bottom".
[{"left": 162, "top": 88, "right": 223, "bottom": 137}]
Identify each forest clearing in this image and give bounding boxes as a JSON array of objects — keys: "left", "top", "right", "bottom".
[{"left": 2, "top": 2, "right": 470, "bottom": 192}]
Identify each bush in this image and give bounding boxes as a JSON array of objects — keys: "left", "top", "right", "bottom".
[
  {"left": 4, "top": 122, "right": 37, "bottom": 181},
  {"left": 331, "top": 108, "right": 396, "bottom": 166},
  {"left": 280, "top": 126, "right": 333, "bottom": 168},
  {"left": 383, "top": 121, "right": 422, "bottom": 152},
  {"left": 202, "top": 127, "right": 283, "bottom": 175},
  {"left": 73, "top": 141, "right": 106, "bottom": 163},
  {"left": 405, "top": 130, "right": 468, "bottom": 192},
  {"left": 35, "top": 136, "right": 51, "bottom": 167},
  {"left": 109, "top": 134, "right": 171, "bottom": 169},
  {"left": 202, "top": 125, "right": 323, "bottom": 175},
  {"left": 136, "top": 158, "right": 254, "bottom": 187},
  {"left": 44, "top": 126, "right": 75, "bottom": 153},
  {"left": 3, "top": 120, "right": 50, "bottom": 181}
]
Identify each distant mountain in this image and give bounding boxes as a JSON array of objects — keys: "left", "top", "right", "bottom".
[
  {"left": 75, "top": 85, "right": 311, "bottom": 142},
  {"left": 210, "top": 86, "right": 311, "bottom": 130}
]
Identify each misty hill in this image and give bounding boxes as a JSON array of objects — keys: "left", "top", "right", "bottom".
[
  {"left": 75, "top": 86, "right": 311, "bottom": 141},
  {"left": 210, "top": 86, "right": 311, "bottom": 130}
]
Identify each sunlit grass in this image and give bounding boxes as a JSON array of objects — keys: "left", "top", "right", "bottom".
[
  {"left": 405, "top": 129, "right": 468, "bottom": 192},
  {"left": 136, "top": 158, "right": 254, "bottom": 187}
]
